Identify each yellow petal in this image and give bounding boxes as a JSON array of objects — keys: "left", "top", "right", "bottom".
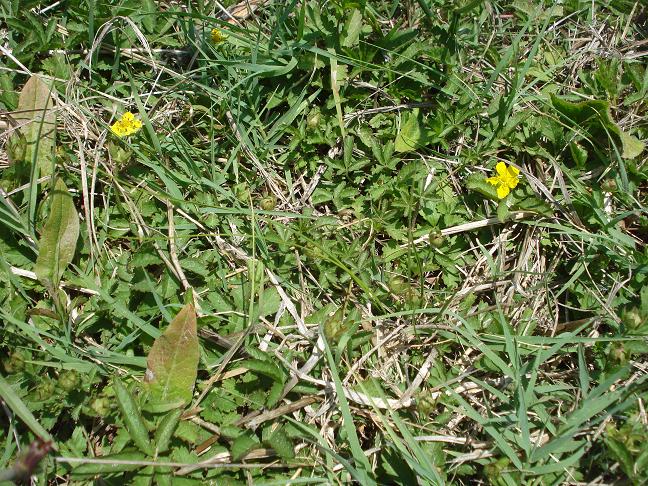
[
  {"left": 486, "top": 176, "right": 500, "bottom": 186},
  {"left": 496, "top": 184, "right": 510, "bottom": 199},
  {"left": 122, "top": 112, "right": 135, "bottom": 123},
  {"left": 111, "top": 122, "right": 126, "bottom": 137},
  {"left": 507, "top": 164, "right": 520, "bottom": 177},
  {"left": 507, "top": 177, "right": 519, "bottom": 190},
  {"left": 211, "top": 29, "right": 227, "bottom": 43},
  {"left": 495, "top": 162, "right": 508, "bottom": 177}
]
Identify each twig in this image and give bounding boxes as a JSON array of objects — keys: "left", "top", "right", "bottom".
[
  {"left": 55, "top": 454, "right": 286, "bottom": 470},
  {"left": 403, "top": 211, "right": 536, "bottom": 247},
  {"left": 237, "top": 395, "right": 320, "bottom": 430},
  {"left": 344, "top": 101, "right": 435, "bottom": 121},
  {"left": 10, "top": 266, "right": 99, "bottom": 295},
  {"left": 175, "top": 448, "right": 277, "bottom": 476}
]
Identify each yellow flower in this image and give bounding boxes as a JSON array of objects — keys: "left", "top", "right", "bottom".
[
  {"left": 210, "top": 28, "right": 227, "bottom": 44},
  {"left": 111, "top": 111, "right": 142, "bottom": 137},
  {"left": 487, "top": 162, "right": 520, "bottom": 199}
]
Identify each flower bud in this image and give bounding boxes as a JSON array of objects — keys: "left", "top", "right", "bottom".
[
  {"left": 34, "top": 381, "right": 55, "bottom": 401},
  {"left": 260, "top": 195, "right": 277, "bottom": 211},
  {"left": 429, "top": 230, "right": 444, "bottom": 248},
  {"left": 90, "top": 397, "right": 111, "bottom": 417},
  {"left": 3, "top": 351, "right": 25, "bottom": 374},
  {"left": 58, "top": 370, "right": 80, "bottom": 392}
]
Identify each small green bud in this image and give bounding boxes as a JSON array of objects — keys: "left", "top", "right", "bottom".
[
  {"left": 234, "top": 183, "right": 250, "bottom": 203},
  {"left": 428, "top": 230, "right": 444, "bottom": 248},
  {"left": 58, "top": 370, "right": 80, "bottom": 392},
  {"left": 107, "top": 141, "right": 131, "bottom": 165},
  {"left": 34, "top": 381, "right": 55, "bottom": 401},
  {"left": 404, "top": 289, "right": 422, "bottom": 309},
  {"left": 323, "top": 309, "right": 346, "bottom": 342},
  {"left": 416, "top": 392, "right": 437, "bottom": 416},
  {"left": 260, "top": 195, "right": 277, "bottom": 211},
  {"left": 304, "top": 244, "right": 324, "bottom": 260},
  {"left": 89, "top": 397, "right": 111, "bottom": 417},
  {"left": 485, "top": 457, "right": 511, "bottom": 481},
  {"left": 3, "top": 351, "right": 25, "bottom": 374},
  {"left": 388, "top": 276, "right": 408, "bottom": 295}
]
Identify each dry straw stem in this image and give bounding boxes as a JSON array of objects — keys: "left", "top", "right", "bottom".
[
  {"left": 10, "top": 266, "right": 98, "bottom": 295},
  {"left": 55, "top": 451, "right": 291, "bottom": 472},
  {"left": 404, "top": 210, "right": 536, "bottom": 247}
]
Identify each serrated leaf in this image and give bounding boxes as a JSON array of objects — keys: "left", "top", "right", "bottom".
[
  {"left": 264, "top": 426, "right": 295, "bottom": 460},
  {"left": 34, "top": 178, "right": 80, "bottom": 290},
  {"left": 141, "top": 0, "right": 157, "bottom": 32},
  {"left": 145, "top": 303, "right": 200, "bottom": 408},
  {"left": 10, "top": 75, "right": 56, "bottom": 175},
  {"left": 266, "top": 380, "right": 283, "bottom": 408},
  {"left": 230, "top": 433, "right": 259, "bottom": 461},
  {"left": 239, "top": 359, "right": 285, "bottom": 384},
  {"left": 113, "top": 378, "right": 154, "bottom": 456},
  {"left": 569, "top": 141, "right": 588, "bottom": 167},
  {"left": 130, "top": 251, "right": 162, "bottom": 268},
  {"left": 220, "top": 425, "right": 244, "bottom": 439},
  {"left": 394, "top": 109, "right": 434, "bottom": 153},
  {"left": 154, "top": 408, "right": 182, "bottom": 454}
]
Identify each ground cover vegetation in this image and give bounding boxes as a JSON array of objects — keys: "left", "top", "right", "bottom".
[{"left": 1, "top": 0, "right": 648, "bottom": 484}]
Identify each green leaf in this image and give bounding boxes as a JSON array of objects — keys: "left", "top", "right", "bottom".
[
  {"left": 550, "top": 94, "right": 644, "bottom": 159},
  {"left": 263, "top": 426, "right": 295, "bottom": 460},
  {"left": 113, "top": 379, "right": 154, "bottom": 456},
  {"left": 154, "top": 408, "right": 182, "bottom": 454},
  {"left": 145, "top": 303, "right": 200, "bottom": 408},
  {"left": 266, "top": 380, "right": 284, "bottom": 408},
  {"left": 617, "top": 129, "right": 644, "bottom": 159},
  {"left": 514, "top": 196, "right": 553, "bottom": 216},
  {"left": 394, "top": 109, "right": 434, "bottom": 153},
  {"left": 466, "top": 173, "right": 499, "bottom": 200},
  {"left": 604, "top": 437, "right": 635, "bottom": 479},
  {"left": 239, "top": 359, "right": 285, "bottom": 384},
  {"left": 342, "top": 9, "right": 363, "bottom": 48},
  {"left": 497, "top": 201, "right": 510, "bottom": 223},
  {"left": 34, "top": 178, "right": 80, "bottom": 290},
  {"left": 141, "top": 0, "right": 157, "bottom": 32},
  {"left": 72, "top": 451, "right": 148, "bottom": 475},
  {"left": 569, "top": 142, "right": 588, "bottom": 167},
  {"left": 230, "top": 433, "right": 259, "bottom": 461},
  {"left": 9, "top": 75, "right": 57, "bottom": 175}
]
